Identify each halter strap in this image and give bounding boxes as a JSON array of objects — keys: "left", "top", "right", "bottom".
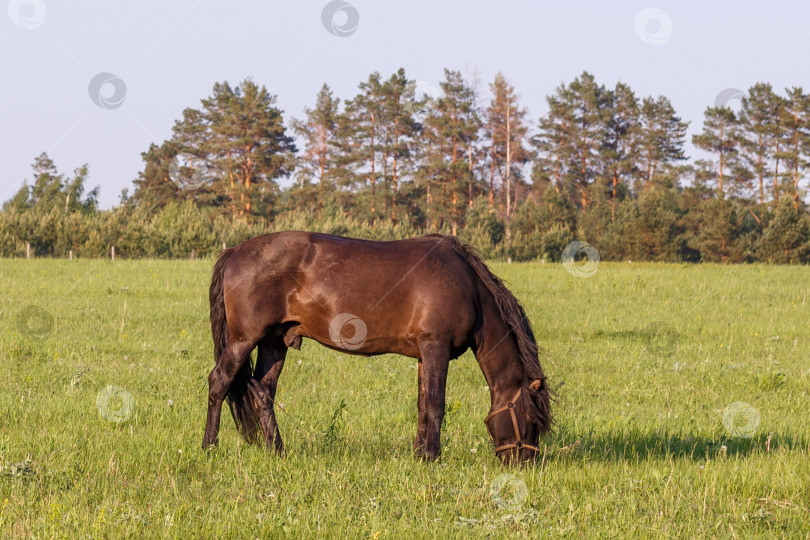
[{"left": 484, "top": 388, "right": 541, "bottom": 455}]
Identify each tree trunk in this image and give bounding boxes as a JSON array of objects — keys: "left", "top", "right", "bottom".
[
  {"left": 244, "top": 150, "right": 252, "bottom": 215},
  {"left": 718, "top": 126, "right": 725, "bottom": 195},
  {"left": 382, "top": 149, "right": 389, "bottom": 215},
  {"left": 488, "top": 154, "right": 495, "bottom": 208},
  {"left": 426, "top": 177, "right": 432, "bottom": 230},
  {"left": 757, "top": 133, "right": 764, "bottom": 205},
  {"left": 793, "top": 117, "right": 800, "bottom": 208},
  {"left": 370, "top": 112, "right": 376, "bottom": 214},
  {"left": 611, "top": 169, "right": 617, "bottom": 221},
  {"left": 318, "top": 126, "right": 327, "bottom": 213},
  {"left": 580, "top": 147, "right": 587, "bottom": 208},
  {"left": 391, "top": 118, "right": 400, "bottom": 222},
  {"left": 468, "top": 142, "right": 474, "bottom": 208},
  {"left": 505, "top": 98, "right": 512, "bottom": 241},
  {"left": 774, "top": 140, "right": 780, "bottom": 204}
]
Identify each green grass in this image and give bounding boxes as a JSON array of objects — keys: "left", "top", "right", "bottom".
[{"left": 1, "top": 259, "right": 808, "bottom": 538}]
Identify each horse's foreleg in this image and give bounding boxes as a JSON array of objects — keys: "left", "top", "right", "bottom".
[
  {"left": 414, "top": 360, "right": 428, "bottom": 454},
  {"left": 254, "top": 336, "right": 287, "bottom": 455},
  {"left": 202, "top": 340, "right": 254, "bottom": 449},
  {"left": 416, "top": 342, "right": 449, "bottom": 461}
]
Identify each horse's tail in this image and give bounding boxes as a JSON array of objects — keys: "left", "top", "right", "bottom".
[
  {"left": 209, "top": 247, "right": 261, "bottom": 444},
  {"left": 442, "top": 236, "right": 553, "bottom": 436}
]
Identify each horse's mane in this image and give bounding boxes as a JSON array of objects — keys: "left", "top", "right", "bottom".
[{"left": 434, "top": 234, "right": 553, "bottom": 435}]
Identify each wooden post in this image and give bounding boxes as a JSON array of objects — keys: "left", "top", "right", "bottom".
[
  {"left": 69, "top": 250, "right": 73, "bottom": 260},
  {"left": 223, "top": 242, "right": 226, "bottom": 250},
  {"left": 191, "top": 249, "right": 196, "bottom": 260},
  {"left": 26, "top": 243, "right": 31, "bottom": 259},
  {"left": 111, "top": 246, "right": 116, "bottom": 261}
]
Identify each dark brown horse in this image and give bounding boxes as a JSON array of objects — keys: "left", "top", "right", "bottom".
[{"left": 202, "top": 231, "right": 552, "bottom": 462}]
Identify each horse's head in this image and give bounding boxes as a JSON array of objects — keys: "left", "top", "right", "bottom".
[{"left": 484, "top": 381, "right": 545, "bottom": 463}]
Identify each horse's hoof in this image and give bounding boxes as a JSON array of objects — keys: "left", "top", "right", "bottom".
[
  {"left": 415, "top": 447, "right": 440, "bottom": 462},
  {"left": 202, "top": 439, "right": 218, "bottom": 450}
]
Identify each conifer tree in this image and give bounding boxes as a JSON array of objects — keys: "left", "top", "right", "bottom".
[
  {"left": 692, "top": 106, "right": 740, "bottom": 195},
  {"left": 603, "top": 83, "right": 640, "bottom": 220},
  {"left": 780, "top": 87, "right": 809, "bottom": 208},
  {"left": 484, "top": 72, "right": 530, "bottom": 238},
  {"left": 637, "top": 95, "right": 688, "bottom": 192},
  {"left": 291, "top": 84, "right": 340, "bottom": 211},
  {"left": 421, "top": 70, "right": 481, "bottom": 233},
  {"left": 738, "top": 83, "right": 779, "bottom": 205},
  {"left": 563, "top": 72, "right": 609, "bottom": 210},
  {"left": 133, "top": 79, "right": 295, "bottom": 219}
]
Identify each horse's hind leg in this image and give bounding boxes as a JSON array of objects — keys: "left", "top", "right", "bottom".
[
  {"left": 203, "top": 339, "right": 256, "bottom": 449},
  {"left": 251, "top": 335, "right": 287, "bottom": 454}
]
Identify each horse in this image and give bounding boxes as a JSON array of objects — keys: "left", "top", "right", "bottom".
[{"left": 202, "top": 231, "right": 552, "bottom": 462}]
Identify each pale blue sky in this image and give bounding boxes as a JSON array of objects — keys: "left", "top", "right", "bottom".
[{"left": 2, "top": 0, "right": 809, "bottom": 207}]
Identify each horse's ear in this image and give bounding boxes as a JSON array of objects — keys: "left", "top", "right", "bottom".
[{"left": 529, "top": 378, "right": 543, "bottom": 391}]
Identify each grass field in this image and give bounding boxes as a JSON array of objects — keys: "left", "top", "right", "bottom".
[{"left": 0, "top": 257, "right": 808, "bottom": 538}]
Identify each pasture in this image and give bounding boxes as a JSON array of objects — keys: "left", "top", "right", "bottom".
[{"left": 0, "top": 258, "right": 808, "bottom": 538}]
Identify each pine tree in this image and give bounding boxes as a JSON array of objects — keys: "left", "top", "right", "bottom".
[
  {"left": 602, "top": 83, "right": 640, "bottom": 220},
  {"left": 563, "top": 72, "right": 609, "bottom": 210},
  {"left": 198, "top": 79, "right": 296, "bottom": 218},
  {"left": 379, "top": 69, "right": 420, "bottom": 222},
  {"left": 291, "top": 84, "right": 340, "bottom": 211},
  {"left": 767, "top": 93, "right": 788, "bottom": 203},
  {"left": 133, "top": 79, "right": 295, "bottom": 219},
  {"left": 421, "top": 69, "right": 481, "bottom": 233},
  {"left": 131, "top": 140, "right": 183, "bottom": 211},
  {"left": 738, "top": 83, "right": 779, "bottom": 205},
  {"left": 692, "top": 106, "right": 740, "bottom": 195},
  {"left": 756, "top": 197, "right": 810, "bottom": 262},
  {"left": 532, "top": 86, "right": 576, "bottom": 201},
  {"left": 687, "top": 198, "right": 742, "bottom": 262},
  {"left": 637, "top": 95, "right": 688, "bottom": 192},
  {"left": 337, "top": 72, "right": 385, "bottom": 217},
  {"left": 484, "top": 72, "right": 530, "bottom": 238},
  {"left": 780, "top": 87, "right": 809, "bottom": 208}
]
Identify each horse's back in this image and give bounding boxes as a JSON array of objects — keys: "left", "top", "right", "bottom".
[{"left": 223, "top": 231, "right": 480, "bottom": 356}]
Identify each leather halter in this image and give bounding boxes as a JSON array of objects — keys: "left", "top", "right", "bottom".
[{"left": 484, "top": 388, "right": 541, "bottom": 455}]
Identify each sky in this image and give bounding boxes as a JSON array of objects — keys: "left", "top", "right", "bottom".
[{"left": 2, "top": 0, "right": 809, "bottom": 208}]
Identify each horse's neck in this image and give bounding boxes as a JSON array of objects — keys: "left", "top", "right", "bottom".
[{"left": 473, "top": 312, "right": 525, "bottom": 408}]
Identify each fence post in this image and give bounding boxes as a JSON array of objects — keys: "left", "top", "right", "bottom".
[
  {"left": 191, "top": 249, "right": 196, "bottom": 260},
  {"left": 69, "top": 250, "right": 73, "bottom": 260},
  {"left": 223, "top": 242, "right": 226, "bottom": 250},
  {"left": 26, "top": 242, "right": 31, "bottom": 259},
  {"left": 111, "top": 246, "right": 116, "bottom": 261}
]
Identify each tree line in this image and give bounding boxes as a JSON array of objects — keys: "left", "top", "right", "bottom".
[{"left": 2, "top": 70, "right": 809, "bottom": 262}]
